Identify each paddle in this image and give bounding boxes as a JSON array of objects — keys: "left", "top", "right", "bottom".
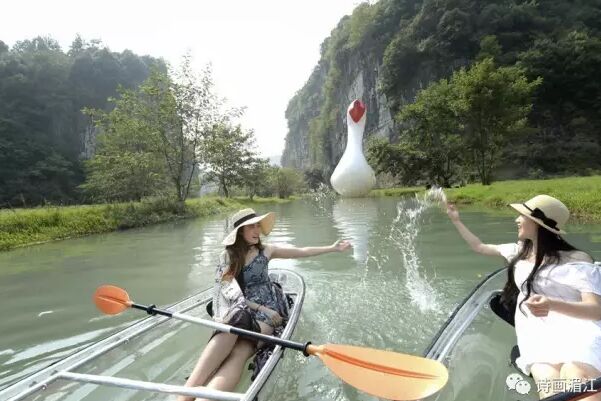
[{"left": 94, "top": 285, "right": 448, "bottom": 401}]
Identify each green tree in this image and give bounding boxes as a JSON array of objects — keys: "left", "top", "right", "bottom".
[
  {"left": 276, "top": 168, "right": 305, "bottom": 199},
  {"left": 398, "top": 78, "right": 463, "bottom": 187},
  {"left": 83, "top": 55, "right": 226, "bottom": 203},
  {"left": 81, "top": 88, "right": 168, "bottom": 202},
  {"left": 366, "top": 137, "right": 426, "bottom": 185},
  {"left": 244, "top": 158, "right": 270, "bottom": 200},
  {"left": 202, "top": 123, "right": 258, "bottom": 198},
  {"left": 453, "top": 58, "right": 541, "bottom": 184},
  {"left": 303, "top": 167, "right": 325, "bottom": 190},
  {"left": 517, "top": 31, "right": 601, "bottom": 173}
]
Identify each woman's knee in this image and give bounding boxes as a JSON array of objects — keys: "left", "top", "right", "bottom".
[
  {"left": 560, "top": 362, "right": 600, "bottom": 380},
  {"left": 531, "top": 363, "right": 562, "bottom": 380}
]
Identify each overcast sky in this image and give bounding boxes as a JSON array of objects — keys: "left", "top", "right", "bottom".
[{"left": 3, "top": 0, "right": 365, "bottom": 159}]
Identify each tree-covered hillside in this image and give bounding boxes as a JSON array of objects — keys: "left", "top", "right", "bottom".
[
  {"left": 0, "top": 36, "right": 166, "bottom": 206},
  {"left": 282, "top": 0, "right": 601, "bottom": 182}
]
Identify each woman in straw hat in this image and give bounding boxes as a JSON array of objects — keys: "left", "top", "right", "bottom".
[
  {"left": 446, "top": 195, "right": 601, "bottom": 399},
  {"left": 178, "top": 208, "right": 351, "bottom": 401}
]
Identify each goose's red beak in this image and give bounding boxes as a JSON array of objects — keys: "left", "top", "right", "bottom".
[{"left": 349, "top": 100, "right": 366, "bottom": 123}]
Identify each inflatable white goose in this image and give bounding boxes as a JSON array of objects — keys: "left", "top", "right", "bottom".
[{"left": 330, "top": 99, "right": 376, "bottom": 197}]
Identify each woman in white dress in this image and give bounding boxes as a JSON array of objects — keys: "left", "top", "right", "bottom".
[{"left": 446, "top": 194, "right": 601, "bottom": 399}]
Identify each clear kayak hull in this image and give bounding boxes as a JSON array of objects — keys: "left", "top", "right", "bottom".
[
  {"left": 422, "top": 268, "right": 538, "bottom": 401},
  {"left": 423, "top": 265, "right": 601, "bottom": 401},
  {"left": 1, "top": 269, "right": 305, "bottom": 401}
]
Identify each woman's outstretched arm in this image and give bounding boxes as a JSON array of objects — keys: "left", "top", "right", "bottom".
[
  {"left": 266, "top": 240, "right": 351, "bottom": 259},
  {"left": 446, "top": 203, "right": 503, "bottom": 257}
]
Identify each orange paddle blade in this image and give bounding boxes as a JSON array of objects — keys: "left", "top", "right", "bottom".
[
  {"left": 308, "top": 344, "right": 448, "bottom": 400},
  {"left": 93, "top": 285, "right": 132, "bottom": 315}
]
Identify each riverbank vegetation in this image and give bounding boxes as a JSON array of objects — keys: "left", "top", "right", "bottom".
[
  {"left": 371, "top": 176, "right": 601, "bottom": 222},
  {"left": 444, "top": 176, "right": 601, "bottom": 222},
  {"left": 0, "top": 196, "right": 294, "bottom": 252}
]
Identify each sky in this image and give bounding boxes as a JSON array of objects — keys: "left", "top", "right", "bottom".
[{"left": 3, "top": 0, "right": 366, "bottom": 160}]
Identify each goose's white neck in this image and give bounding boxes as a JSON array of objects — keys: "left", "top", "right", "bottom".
[{"left": 345, "top": 122, "right": 366, "bottom": 153}]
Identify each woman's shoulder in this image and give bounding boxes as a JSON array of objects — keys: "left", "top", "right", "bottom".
[
  {"left": 560, "top": 250, "right": 594, "bottom": 264},
  {"left": 262, "top": 244, "right": 274, "bottom": 259},
  {"left": 493, "top": 242, "right": 521, "bottom": 261}
]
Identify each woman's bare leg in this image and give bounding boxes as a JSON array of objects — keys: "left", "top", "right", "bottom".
[
  {"left": 197, "top": 321, "right": 274, "bottom": 399},
  {"left": 176, "top": 332, "right": 238, "bottom": 401},
  {"left": 196, "top": 339, "right": 257, "bottom": 400},
  {"left": 560, "top": 362, "right": 601, "bottom": 401},
  {"left": 531, "top": 363, "right": 561, "bottom": 399}
]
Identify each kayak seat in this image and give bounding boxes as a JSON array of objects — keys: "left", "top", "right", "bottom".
[
  {"left": 489, "top": 293, "right": 515, "bottom": 327},
  {"left": 510, "top": 345, "right": 521, "bottom": 369}
]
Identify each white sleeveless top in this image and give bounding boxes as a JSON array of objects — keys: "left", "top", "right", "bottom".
[{"left": 495, "top": 243, "right": 601, "bottom": 375}]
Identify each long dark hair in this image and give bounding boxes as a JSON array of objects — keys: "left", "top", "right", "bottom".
[
  {"left": 501, "top": 225, "right": 584, "bottom": 314},
  {"left": 223, "top": 228, "right": 264, "bottom": 289}
]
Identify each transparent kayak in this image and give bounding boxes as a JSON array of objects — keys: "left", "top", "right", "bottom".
[
  {"left": 423, "top": 265, "right": 601, "bottom": 401},
  {"left": 0, "top": 269, "right": 305, "bottom": 401}
]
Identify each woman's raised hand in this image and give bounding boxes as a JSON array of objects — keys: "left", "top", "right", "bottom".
[
  {"left": 332, "top": 239, "right": 352, "bottom": 252},
  {"left": 446, "top": 202, "right": 460, "bottom": 222}
]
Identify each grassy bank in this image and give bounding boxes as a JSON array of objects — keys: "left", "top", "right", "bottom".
[
  {"left": 369, "top": 176, "right": 601, "bottom": 222},
  {"left": 368, "top": 187, "right": 422, "bottom": 197},
  {"left": 0, "top": 196, "right": 290, "bottom": 252},
  {"left": 445, "top": 176, "right": 601, "bottom": 222}
]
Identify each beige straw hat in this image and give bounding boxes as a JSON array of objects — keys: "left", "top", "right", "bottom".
[
  {"left": 510, "top": 194, "right": 569, "bottom": 235},
  {"left": 222, "top": 208, "right": 275, "bottom": 246}
]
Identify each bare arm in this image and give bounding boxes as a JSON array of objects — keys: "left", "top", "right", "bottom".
[
  {"left": 265, "top": 240, "right": 351, "bottom": 259},
  {"left": 446, "top": 203, "right": 502, "bottom": 257}
]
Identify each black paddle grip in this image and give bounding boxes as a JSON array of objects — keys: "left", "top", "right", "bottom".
[
  {"left": 131, "top": 303, "right": 173, "bottom": 318},
  {"left": 229, "top": 326, "right": 309, "bottom": 354}
]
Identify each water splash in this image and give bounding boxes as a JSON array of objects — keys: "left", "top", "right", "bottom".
[
  {"left": 305, "top": 183, "right": 337, "bottom": 216},
  {"left": 389, "top": 187, "right": 447, "bottom": 312},
  {"left": 423, "top": 185, "right": 447, "bottom": 204}
]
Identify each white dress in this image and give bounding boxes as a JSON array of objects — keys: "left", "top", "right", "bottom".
[{"left": 495, "top": 243, "right": 601, "bottom": 375}]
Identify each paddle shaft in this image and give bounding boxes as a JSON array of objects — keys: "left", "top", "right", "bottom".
[{"left": 130, "top": 303, "right": 311, "bottom": 355}]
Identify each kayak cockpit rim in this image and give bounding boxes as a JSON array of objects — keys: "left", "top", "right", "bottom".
[
  {"left": 0, "top": 269, "right": 305, "bottom": 401},
  {"left": 424, "top": 267, "right": 505, "bottom": 361}
]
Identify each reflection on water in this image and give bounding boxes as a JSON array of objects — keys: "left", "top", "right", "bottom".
[
  {"left": 332, "top": 197, "right": 378, "bottom": 266},
  {"left": 188, "top": 220, "right": 227, "bottom": 290}
]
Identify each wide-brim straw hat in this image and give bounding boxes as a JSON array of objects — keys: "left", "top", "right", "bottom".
[
  {"left": 222, "top": 208, "right": 275, "bottom": 246},
  {"left": 510, "top": 194, "right": 569, "bottom": 235}
]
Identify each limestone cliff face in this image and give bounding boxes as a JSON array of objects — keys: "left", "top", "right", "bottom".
[
  {"left": 281, "top": 51, "right": 438, "bottom": 177},
  {"left": 281, "top": 53, "right": 396, "bottom": 175},
  {"left": 281, "top": 63, "right": 326, "bottom": 170}
]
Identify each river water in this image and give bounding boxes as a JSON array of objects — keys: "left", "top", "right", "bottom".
[{"left": 1, "top": 195, "right": 600, "bottom": 400}]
